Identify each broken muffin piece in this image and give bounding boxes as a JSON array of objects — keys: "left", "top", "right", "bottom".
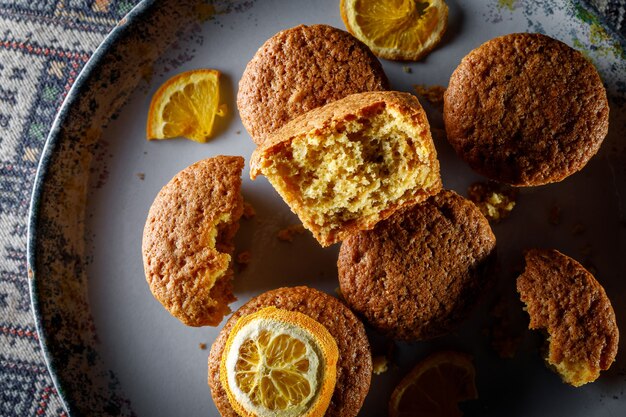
[
  {"left": 467, "top": 181, "right": 518, "bottom": 223},
  {"left": 516, "top": 248, "right": 619, "bottom": 387},
  {"left": 250, "top": 91, "right": 442, "bottom": 247},
  {"left": 142, "top": 156, "right": 244, "bottom": 326}
]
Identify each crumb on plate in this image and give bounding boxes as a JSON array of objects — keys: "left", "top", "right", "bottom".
[
  {"left": 277, "top": 224, "right": 306, "bottom": 242},
  {"left": 372, "top": 355, "right": 389, "bottom": 375},
  {"left": 414, "top": 84, "right": 446, "bottom": 109},
  {"left": 242, "top": 201, "right": 256, "bottom": 219},
  {"left": 467, "top": 181, "right": 518, "bottom": 223},
  {"left": 236, "top": 251, "right": 252, "bottom": 265}
]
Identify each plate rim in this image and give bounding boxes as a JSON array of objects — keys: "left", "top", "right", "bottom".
[{"left": 26, "top": 0, "right": 157, "bottom": 414}]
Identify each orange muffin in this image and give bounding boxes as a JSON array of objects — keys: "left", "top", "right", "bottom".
[
  {"left": 338, "top": 190, "right": 496, "bottom": 340},
  {"left": 444, "top": 33, "right": 609, "bottom": 186}
]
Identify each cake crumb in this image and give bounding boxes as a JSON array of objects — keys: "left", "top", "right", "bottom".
[
  {"left": 402, "top": 66, "right": 412, "bottom": 74},
  {"left": 467, "top": 181, "right": 518, "bottom": 223},
  {"left": 199, "top": 343, "right": 207, "bottom": 350},
  {"left": 242, "top": 201, "right": 256, "bottom": 219},
  {"left": 549, "top": 205, "right": 561, "bottom": 225},
  {"left": 236, "top": 251, "right": 252, "bottom": 265},
  {"left": 372, "top": 355, "right": 389, "bottom": 375},
  {"left": 136, "top": 172, "right": 145, "bottom": 181},
  {"left": 414, "top": 84, "right": 446, "bottom": 110},
  {"left": 277, "top": 224, "right": 306, "bottom": 242}
]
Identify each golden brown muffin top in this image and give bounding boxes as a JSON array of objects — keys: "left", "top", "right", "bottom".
[
  {"left": 338, "top": 189, "right": 496, "bottom": 340},
  {"left": 444, "top": 33, "right": 608, "bottom": 186},
  {"left": 238, "top": 24, "right": 389, "bottom": 145}
]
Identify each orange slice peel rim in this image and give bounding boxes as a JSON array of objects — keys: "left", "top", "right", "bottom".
[
  {"left": 220, "top": 306, "right": 339, "bottom": 417},
  {"left": 389, "top": 350, "right": 478, "bottom": 417},
  {"left": 146, "top": 68, "right": 226, "bottom": 143},
  {"left": 340, "top": 0, "right": 449, "bottom": 61}
]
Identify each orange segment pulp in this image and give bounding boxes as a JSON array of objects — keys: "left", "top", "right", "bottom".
[
  {"left": 220, "top": 307, "right": 338, "bottom": 417},
  {"left": 389, "top": 351, "right": 478, "bottom": 417},
  {"left": 340, "top": 0, "right": 448, "bottom": 61},
  {"left": 146, "top": 69, "right": 226, "bottom": 143}
]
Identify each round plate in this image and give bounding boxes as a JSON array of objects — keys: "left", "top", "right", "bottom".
[{"left": 28, "top": 0, "right": 626, "bottom": 416}]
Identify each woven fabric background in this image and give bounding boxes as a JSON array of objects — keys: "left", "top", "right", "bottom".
[
  {"left": 0, "top": 2, "right": 141, "bottom": 415},
  {"left": 0, "top": 1, "right": 624, "bottom": 416}
]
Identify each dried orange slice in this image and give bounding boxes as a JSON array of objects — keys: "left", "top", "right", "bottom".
[
  {"left": 146, "top": 69, "right": 226, "bottom": 143},
  {"left": 389, "top": 351, "right": 477, "bottom": 417},
  {"left": 220, "top": 307, "right": 338, "bottom": 417},
  {"left": 340, "top": 0, "right": 448, "bottom": 61}
]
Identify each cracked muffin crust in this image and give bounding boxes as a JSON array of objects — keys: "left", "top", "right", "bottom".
[
  {"left": 238, "top": 24, "right": 389, "bottom": 145},
  {"left": 444, "top": 33, "right": 609, "bottom": 186},
  {"left": 517, "top": 248, "right": 619, "bottom": 387},
  {"left": 337, "top": 189, "right": 496, "bottom": 340},
  {"left": 250, "top": 91, "right": 442, "bottom": 247}
]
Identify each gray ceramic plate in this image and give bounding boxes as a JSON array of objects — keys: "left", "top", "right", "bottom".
[{"left": 28, "top": 0, "right": 626, "bottom": 416}]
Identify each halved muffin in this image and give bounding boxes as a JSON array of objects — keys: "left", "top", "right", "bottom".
[
  {"left": 517, "top": 249, "right": 619, "bottom": 386},
  {"left": 250, "top": 91, "right": 442, "bottom": 247}
]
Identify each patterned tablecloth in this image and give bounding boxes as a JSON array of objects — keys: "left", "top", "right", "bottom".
[{"left": 0, "top": 0, "right": 624, "bottom": 416}]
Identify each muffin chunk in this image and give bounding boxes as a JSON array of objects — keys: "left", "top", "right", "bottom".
[{"left": 251, "top": 91, "right": 442, "bottom": 247}]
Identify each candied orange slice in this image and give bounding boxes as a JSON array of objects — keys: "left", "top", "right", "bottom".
[
  {"left": 220, "top": 307, "right": 338, "bottom": 417},
  {"left": 389, "top": 351, "right": 478, "bottom": 417},
  {"left": 146, "top": 69, "right": 226, "bottom": 143},
  {"left": 340, "top": 0, "right": 448, "bottom": 61}
]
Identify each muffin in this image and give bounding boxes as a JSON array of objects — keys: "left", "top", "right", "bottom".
[
  {"left": 444, "top": 33, "right": 609, "bottom": 186},
  {"left": 142, "top": 156, "right": 244, "bottom": 326},
  {"left": 208, "top": 286, "right": 372, "bottom": 417},
  {"left": 250, "top": 91, "right": 442, "bottom": 247},
  {"left": 338, "top": 189, "right": 496, "bottom": 340},
  {"left": 517, "top": 249, "right": 619, "bottom": 387},
  {"left": 238, "top": 24, "right": 389, "bottom": 145}
]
